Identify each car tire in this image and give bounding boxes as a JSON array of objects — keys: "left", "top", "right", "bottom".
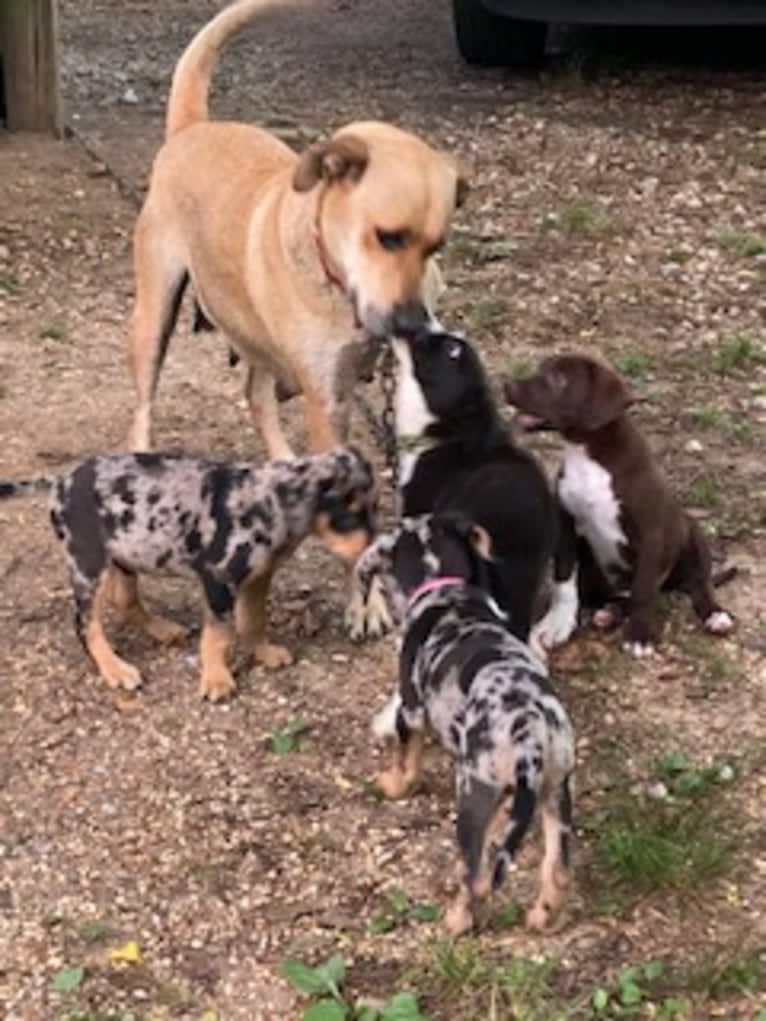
[{"left": 452, "top": 0, "right": 547, "bottom": 66}]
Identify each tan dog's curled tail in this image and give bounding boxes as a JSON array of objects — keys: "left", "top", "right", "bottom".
[{"left": 166, "top": 0, "right": 303, "bottom": 139}]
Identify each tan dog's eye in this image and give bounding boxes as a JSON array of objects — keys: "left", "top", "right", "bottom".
[{"left": 376, "top": 228, "right": 411, "bottom": 252}]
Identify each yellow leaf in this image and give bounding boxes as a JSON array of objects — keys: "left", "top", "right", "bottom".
[
  {"left": 201, "top": 1012, "right": 219, "bottom": 1021},
  {"left": 109, "top": 940, "right": 142, "bottom": 965}
]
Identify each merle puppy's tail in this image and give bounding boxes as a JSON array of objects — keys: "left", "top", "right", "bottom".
[
  {"left": 0, "top": 477, "right": 55, "bottom": 500},
  {"left": 492, "top": 766, "right": 538, "bottom": 890}
]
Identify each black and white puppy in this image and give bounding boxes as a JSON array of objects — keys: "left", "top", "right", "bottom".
[
  {"left": 347, "top": 329, "right": 556, "bottom": 647},
  {"left": 371, "top": 512, "right": 575, "bottom": 937},
  {"left": 0, "top": 448, "right": 377, "bottom": 700}
]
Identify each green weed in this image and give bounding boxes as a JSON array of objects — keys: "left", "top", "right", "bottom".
[
  {"left": 713, "top": 333, "right": 765, "bottom": 376},
  {"left": 269, "top": 718, "right": 309, "bottom": 755},
  {"left": 716, "top": 229, "right": 766, "bottom": 259},
  {"left": 368, "top": 888, "right": 442, "bottom": 934},
  {"left": 615, "top": 353, "right": 651, "bottom": 381},
  {"left": 552, "top": 200, "right": 614, "bottom": 238}
]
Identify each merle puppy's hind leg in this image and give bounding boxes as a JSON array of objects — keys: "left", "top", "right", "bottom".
[
  {"left": 527, "top": 772, "right": 574, "bottom": 931},
  {"left": 74, "top": 569, "right": 143, "bottom": 691},
  {"left": 447, "top": 774, "right": 499, "bottom": 937},
  {"left": 109, "top": 565, "right": 188, "bottom": 644},
  {"left": 127, "top": 211, "right": 188, "bottom": 452}
]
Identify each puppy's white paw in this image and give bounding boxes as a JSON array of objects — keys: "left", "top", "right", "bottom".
[
  {"left": 371, "top": 691, "right": 401, "bottom": 742},
  {"left": 345, "top": 575, "right": 393, "bottom": 642},
  {"left": 532, "top": 583, "right": 578, "bottom": 651},
  {"left": 623, "top": 641, "right": 655, "bottom": 659},
  {"left": 344, "top": 584, "right": 367, "bottom": 642},
  {"left": 704, "top": 610, "right": 734, "bottom": 635}
]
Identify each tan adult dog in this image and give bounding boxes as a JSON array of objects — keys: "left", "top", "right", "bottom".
[{"left": 127, "top": 0, "right": 467, "bottom": 457}]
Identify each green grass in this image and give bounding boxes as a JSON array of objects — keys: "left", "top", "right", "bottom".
[
  {"left": 682, "top": 946, "right": 765, "bottom": 1000},
  {"left": 0, "top": 272, "right": 18, "bottom": 294},
  {"left": 77, "top": 918, "right": 116, "bottom": 945},
  {"left": 414, "top": 941, "right": 565, "bottom": 1021},
  {"left": 677, "top": 632, "right": 740, "bottom": 694},
  {"left": 716, "top": 229, "right": 766, "bottom": 259},
  {"left": 368, "top": 888, "right": 442, "bottom": 934},
  {"left": 713, "top": 333, "right": 765, "bottom": 376},
  {"left": 589, "top": 790, "right": 735, "bottom": 910},
  {"left": 551, "top": 200, "right": 614, "bottom": 238},
  {"left": 269, "top": 718, "right": 308, "bottom": 754},
  {"left": 687, "top": 475, "right": 720, "bottom": 509},
  {"left": 615, "top": 353, "right": 651, "bottom": 381},
  {"left": 465, "top": 297, "right": 508, "bottom": 326},
  {"left": 39, "top": 322, "right": 66, "bottom": 341}
]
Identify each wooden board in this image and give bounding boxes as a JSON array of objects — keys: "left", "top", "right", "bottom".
[{"left": 0, "top": 0, "right": 62, "bottom": 134}]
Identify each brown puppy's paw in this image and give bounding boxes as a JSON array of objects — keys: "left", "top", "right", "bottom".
[
  {"left": 100, "top": 658, "right": 143, "bottom": 691},
  {"left": 622, "top": 615, "right": 657, "bottom": 658},
  {"left": 254, "top": 642, "right": 293, "bottom": 670},
  {"left": 199, "top": 667, "right": 236, "bottom": 702},
  {"left": 143, "top": 614, "right": 189, "bottom": 645},
  {"left": 704, "top": 610, "right": 734, "bottom": 635}
]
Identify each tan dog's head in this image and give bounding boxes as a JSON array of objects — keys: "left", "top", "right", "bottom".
[
  {"left": 294, "top": 122, "right": 467, "bottom": 338},
  {"left": 504, "top": 354, "right": 635, "bottom": 435}
]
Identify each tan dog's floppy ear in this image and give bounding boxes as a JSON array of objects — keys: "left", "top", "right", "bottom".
[
  {"left": 583, "top": 364, "right": 636, "bottom": 430},
  {"left": 293, "top": 134, "right": 370, "bottom": 192}
]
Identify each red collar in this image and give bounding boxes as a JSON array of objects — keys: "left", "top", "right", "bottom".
[
  {"left": 407, "top": 576, "right": 464, "bottom": 609},
  {"left": 314, "top": 221, "right": 345, "bottom": 292}
]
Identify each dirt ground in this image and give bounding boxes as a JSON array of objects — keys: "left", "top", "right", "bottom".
[{"left": 0, "top": 2, "right": 765, "bottom": 1019}]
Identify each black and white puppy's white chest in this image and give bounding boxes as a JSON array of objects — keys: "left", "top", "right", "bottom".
[
  {"left": 393, "top": 338, "right": 436, "bottom": 488},
  {"left": 558, "top": 443, "right": 629, "bottom": 582}
]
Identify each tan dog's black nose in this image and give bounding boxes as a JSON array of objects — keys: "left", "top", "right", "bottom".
[{"left": 391, "top": 301, "right": 430, "bottom": 339}]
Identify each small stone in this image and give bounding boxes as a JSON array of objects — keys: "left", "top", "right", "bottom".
[
  {"left": 121, "top": 87, "right": 139, "bottom": 104},
  {"left": 647, "top": 781, "right": 668, "bottom": 800},
  {"left": 685, "top": 439, "right": 704, "bottom": 453},
  {"left": 718, "top": 764, "right": 735, "bottom": 782},
  {"left": 751, "top": 395, "right": 766, "bottom": 412}
]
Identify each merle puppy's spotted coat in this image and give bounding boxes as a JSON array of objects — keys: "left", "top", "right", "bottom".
[
  {"left": 370, "top": 513, "right": 575, "bottom": 937},
  {"left": 0, "top": 448, "right": 376, "bottom": 700}
]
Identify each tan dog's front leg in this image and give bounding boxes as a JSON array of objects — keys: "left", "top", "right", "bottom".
[
  {"left": 235, "top": 568, "right": 293, "bottom": 670},
  {"left": 245, "top": 362, "right": 294, "bottom": 461}
]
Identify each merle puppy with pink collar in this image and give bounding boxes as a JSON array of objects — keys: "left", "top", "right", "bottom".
[{"left": 367, "top": 511, "right": 575, "bottom": 938}]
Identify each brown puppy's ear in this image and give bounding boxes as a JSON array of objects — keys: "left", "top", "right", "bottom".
[
  {"left": 293, "top": 134, "right": 370, "bottom": 192},
  {"left": 582, "top": 364, "right": 635, "bottom": 430},
  {"left": 468, "top": 523, "right": 492, "bottom": 560}
]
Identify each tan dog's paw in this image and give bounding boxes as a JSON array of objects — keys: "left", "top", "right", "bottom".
[
  {"left": 254, "top": 642, "right": 293, "bottom": 670},
  {"left": 199, "top": 667, "right": 236, "bottom": 702},
  {"left": 525, "top": 900, "right": 563, "bottom": 932},
  {"left": 143, "top": 614, "right": 189, "bottom": 645},
  {"left": 100, "top": 658, "right": 143, "bottom": 692},
  {"left": 445, "top": 897, "right": 474, "bottom": 938}
]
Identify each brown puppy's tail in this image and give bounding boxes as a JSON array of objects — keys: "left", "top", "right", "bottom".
[{"left": 166, "top": 0, "right": 299, "bottom": 139}]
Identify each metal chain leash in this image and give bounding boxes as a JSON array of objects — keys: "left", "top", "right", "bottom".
[{"left": 351, "top": 343, "right": 399, "bottom": 521}]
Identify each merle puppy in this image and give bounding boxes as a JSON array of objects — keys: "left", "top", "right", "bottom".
[
  {"left": 347, "top": 328, "right": 556, "bottom": 646},
  {"left": 371, "top": 512, "right": 575, "bottom": 937},
  {"left": 504, "top": 354, "right": 734, "bottom": 656},
  {"left": 0, "top": 448, "right": 376, "bottom": 700}
]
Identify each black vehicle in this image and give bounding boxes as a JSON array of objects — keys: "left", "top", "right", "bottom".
[{"left": 453, "top": 0, "right": 766, "bottom": 65}]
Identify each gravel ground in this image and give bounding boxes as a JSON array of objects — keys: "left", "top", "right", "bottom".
[{"left": 0, "top": 3, "right": 764, "bottom": 1019}]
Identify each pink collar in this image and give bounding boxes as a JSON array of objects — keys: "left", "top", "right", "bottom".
[{"left": 408, "top": 576, "right": 464, "bottom": 609}]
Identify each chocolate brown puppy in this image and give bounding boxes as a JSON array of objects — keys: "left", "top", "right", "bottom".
[
  {"left": 127, "top": 0, "right": 466, "bottom": 457},
  {"left": 504, "top": 354, "right": 734, "bottom": 656}
]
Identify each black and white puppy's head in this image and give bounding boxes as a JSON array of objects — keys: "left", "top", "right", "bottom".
[
  {"left": 392, "top": 329, "right": 496, "bottom": 440},
  {"left": 391, "top": 511, "right": 494, "bottom": 602}
]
